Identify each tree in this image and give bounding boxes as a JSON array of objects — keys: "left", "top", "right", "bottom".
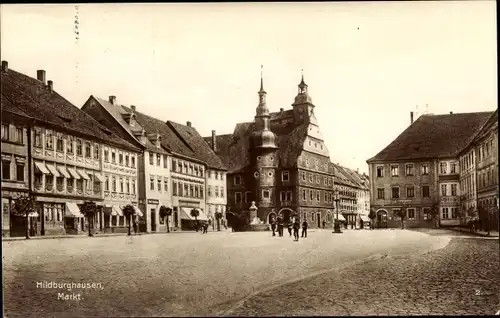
[
  {"left": 81, "top": 201, "right": 97, "bottom": 237},
  {"left": 395, "top": 208, "right": 406, "bottom": 229},
  {"left": 159, "top": 206, "right": 172, "bottom": 233},
  {"left": 430, "top": 201, "right": 440, "bottom": 229},
  {"left": 215, "top": 211, "right": 223, "bottom": 231},
  {"left": 122, "top": 205, "right": 135, "bottom": 236},
  {"left": 12, "top": 196, "right": 34, "bottom": 239},
  {"left": 190, "top": 208, "right": 200, "bottom": 231},
  {"left": 368, "top": 207, "right": 376, "bottom": 230}
]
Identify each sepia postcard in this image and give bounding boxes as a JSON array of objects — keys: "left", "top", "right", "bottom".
[{"left": 1, "top": 2, "right": 498, "bottom": 317}]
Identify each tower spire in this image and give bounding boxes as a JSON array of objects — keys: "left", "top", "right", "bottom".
[{"left": 260, "top": 64, "right": 264, "bottom": 92}]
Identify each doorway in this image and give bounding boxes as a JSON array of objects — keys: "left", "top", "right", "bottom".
[
  {"left": 316, "top": 213, "right": 321, "bottom": 228},
  {"left": 151, "top": 208, "right": 157, "bottom": 232},
  {"left": 377, "top": 210, "right": 388, "bottom": 228}
]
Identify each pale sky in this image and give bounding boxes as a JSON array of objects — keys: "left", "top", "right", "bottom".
[{"left": 1, "top": 2, "right": 497, "bottom": 174}]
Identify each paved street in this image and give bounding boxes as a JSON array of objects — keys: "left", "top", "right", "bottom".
[
  {"left": 228, "top": 230, "right": 500, "bottom": 316},
  {"left": 2, "top": 229, "right": 496, "bottom": 317}
]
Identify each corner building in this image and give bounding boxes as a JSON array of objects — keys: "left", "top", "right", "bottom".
[
  {"left": 367, "top": 111, "right": 493, "bottom": 228},
  {"left": 209, "top": 74, "right": 335, "bottom": 228}
]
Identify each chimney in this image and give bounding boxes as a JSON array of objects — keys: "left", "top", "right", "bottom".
[
  {"left": 47, "top": 80, "right": 53, "bottom": 92},
  {"left": 1, "top": 61, "right": 7, "bottom": 72},
  {"left": 410, "top": 111, "right": 414, "bottom": 124},
  {"left": 130, "top": 105, "right": 136, "bottom": 112},
  {"left": 109, "top": 96, "right": 116, "bottom": 105},
  {"left": 211, "top": 130, "right": 217, "bottom": 152},
  {"left": 450, "top": 111, "right": 453, "bottom": 114},
  {"left": 186, "top": 121, "right": 191, "bottom": 127},
  {"left": 37, "top": 70, "right": 46, "bottom": 84},
  {"left": 280, "top": 108, "right": 284, "bottom": 112}
]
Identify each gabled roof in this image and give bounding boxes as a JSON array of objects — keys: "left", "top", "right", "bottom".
[
  {"left": 1, "top": 68, "right": 138, "bottom": 151},
  {"left": 332, "top": 163, "right": 360, "bottom": 188},
  {"left": 470, "top": 109, "right": 498, "bottom": 145},
  {"left": 207, "top": 120, "right": 310, "bottom": 173},
  {"left": 367, "top": 111, "right": 494, "bottom": 163},
  {"left": 270, "top": 109, "right": 294, "bottom": 121},
  {"left": 203, "top": 133, "right": 233, "bottom": 157},
  {"left": 341, "top": 166, "right": 369, "bottom": 190},
  {"left": 1, "top": 93, "right": 31, "bottom": 118},
  {"left": 167, "top": 121, "right": 226, "bottom": 170}
]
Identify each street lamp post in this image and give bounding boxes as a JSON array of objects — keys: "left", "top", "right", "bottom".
[{"left": 333, "top": 189, "right": 342, "bottom": 234}]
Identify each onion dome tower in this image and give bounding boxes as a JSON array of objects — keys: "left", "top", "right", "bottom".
[
  {"left": 251, "top": 66, "right": 278, "bottom": 150},
  {"left": 250, "top": 65, "right": 278, "bottom": 222},
  {"left": 292, "top": 70, "right": 315, "bottom": 124}
]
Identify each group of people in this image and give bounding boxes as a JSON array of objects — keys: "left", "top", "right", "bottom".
[{"left": 270, "top": 215, "right": 308, "bottom": 241}]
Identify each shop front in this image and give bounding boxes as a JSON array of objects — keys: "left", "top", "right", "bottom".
[
  {"left": 102, "top": 202, "right": 141, "bottom": 233},
  {"left": 2, "top": 190, "right": 33, "bottom": 237},
  {"left": 359, "top": 214, "right": 371, "bottom": 229},
  {"left": 176, "top": 199, "right": 208, "bottom": 231},
  {"left": 34, "top": 197, "right": 88, "bottom": 236}
]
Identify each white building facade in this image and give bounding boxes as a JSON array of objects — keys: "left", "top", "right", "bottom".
[
  {"left": 437, "top": 158, "right": 461, "bottom": 226},
  {"left": 205, "top": 168, "right": 227, "bottom": 229}
]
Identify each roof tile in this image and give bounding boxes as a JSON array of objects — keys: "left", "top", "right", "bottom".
[{"left": 367, "top": 112, "right": 493, "bottom": 162}]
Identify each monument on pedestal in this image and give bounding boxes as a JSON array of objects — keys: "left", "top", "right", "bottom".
[{"left": 247, "top": 201, "right": 269, "bottom": 231}]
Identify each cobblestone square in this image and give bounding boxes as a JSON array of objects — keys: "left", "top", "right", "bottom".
[{"left": 3, "top": 229, "right": 498, "bottom": 317}]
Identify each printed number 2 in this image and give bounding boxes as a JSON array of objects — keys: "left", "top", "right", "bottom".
[{"left": 475, "top": 289, "right": 481, "bottom": 296}]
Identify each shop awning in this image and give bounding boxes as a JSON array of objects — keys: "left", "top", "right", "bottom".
[
  {"left": 34, "top": 162, "right": 50, "bottom": 174},
  {"left": 57, "top": 165, "right": 71, "bottom": 178},
  {"left": 46, "top": 164, "right": 60, "bottom": 177},
  {"left": 77, "top": 169, "right": 90, "bottom": 180},
  {"left": 65, "top": 202, "right": 84, "bottom": 218},
  {"left": 180, "top": 207, "right": 208, "bottom": 221},
  {"left": 359, "top": 214, "right": 371, "bottom": 222},
  {"left": 133, "top": 206, "right": 143, "bottom": 217},
  {"left": 67, "top": 167, "right": 81, "bottom": 179},
  {"left": 334, "top": 214, "right": 346, "bottom": 221},
  {"left": 93, "top": 172, "right": 105, "bottom": 182},
  {"left": 112, "top": 205, "right": 123, "bottom": 216}
]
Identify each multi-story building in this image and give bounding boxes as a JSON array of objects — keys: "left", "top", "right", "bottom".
[
  {"left": 1, "top": 63, "right": 33, "bottom": 237},
  {"left": 82, "top": 96, "right": 226, "bottom": 232},
  {"left": 473, "top": 110, "right": 498, "bottom": 230},
  {"left": 1, "top": 62, "right": 140, "bottom": 236},
  {"left": 342, "top": 167, "right": 371, "bottom": 224},
  {"left": 332, "top": 164, "right": 359, "bottom": 228},
  {"left": 367, "top": 111, "right": 493, "bottom": 228},
  {"left": 204, "top": 132, "right": 228, "bottom": 228},
  {"left": 209, "top": 73, "right": 335, "bottom": 229},
  {"left": 458, "top": 146, "right": 477, "bottom": 218}
]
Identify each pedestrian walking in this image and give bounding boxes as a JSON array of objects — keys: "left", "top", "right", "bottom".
[
  {"left": 203, "top": 222, "right": 208, "bottom": 234},
  {"left": 271, "top": 218, "right": 277, "bottom": 237},
  {"left": 322, "top": 220, "right": 326, "bottom": 229},
  {"left": 277, "top": 215, "right": 284, "bottom": 237},
  {"left": 302, "top": 220, "right": 308, "bottom": 238},
  {"left": 133, "top": 221, "right": 138, "bottom": 235},
  {"left": 293, "top": 219, "right": 300, "bottom": 241},
  {"left": 287, "top": 220, "right": 293, "bottom": 237}
]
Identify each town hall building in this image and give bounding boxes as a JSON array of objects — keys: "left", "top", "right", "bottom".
[{"left": 205, "top": 71, "right": 336, "bottom": 229}]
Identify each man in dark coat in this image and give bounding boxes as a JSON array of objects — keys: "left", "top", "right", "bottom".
[
  {"left": 271, "top": 218, "right": 276, "bottom": 236},
  {"left": 302, "top": 220, "right": 308, "bottom": 238},
  {"left": 277, "top": 215, "right": 284, "bottom": 237},
  {"left": 287, "top": 220, "right": 293, "bottom": 237},
  {"left": 293, "top": 219, "right": 300, "bottom": 241}
]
